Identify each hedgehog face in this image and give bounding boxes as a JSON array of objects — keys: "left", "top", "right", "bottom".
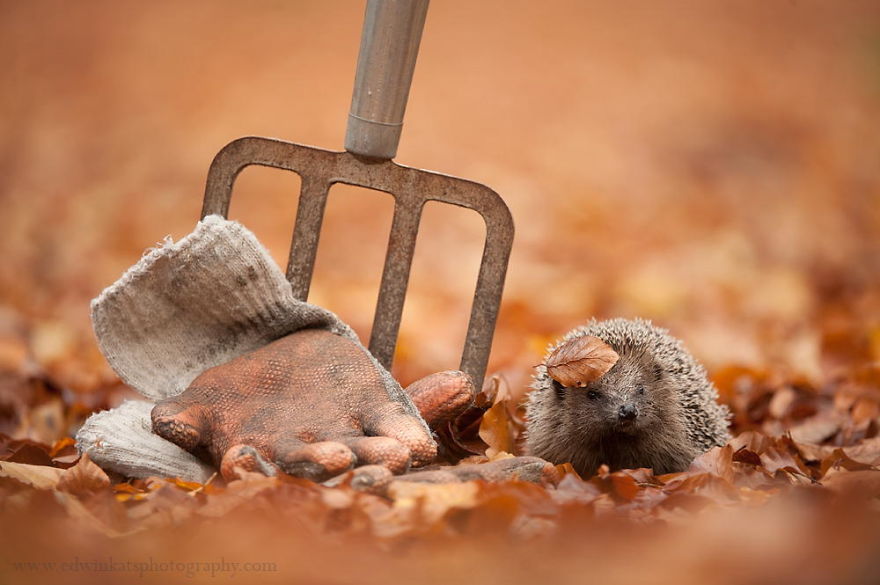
[{"left": 557, "top": 348, "right": 666, "bottom": 437}]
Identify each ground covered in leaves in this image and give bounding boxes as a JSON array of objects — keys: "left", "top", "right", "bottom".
[
  {"left": 2, "top": 371, "right": 880, "bottom": 584},
  {"left": 2, "top": 1, "right": 880, "bottom": 584}
]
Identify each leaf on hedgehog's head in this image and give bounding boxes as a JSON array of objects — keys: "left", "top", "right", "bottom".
[{"left": 545, "top": 335, "right": 620, "bottom": 387}]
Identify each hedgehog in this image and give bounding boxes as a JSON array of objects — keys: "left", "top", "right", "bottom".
[{"left": 525, "top": 318, "right": 731, "bottom": 477}]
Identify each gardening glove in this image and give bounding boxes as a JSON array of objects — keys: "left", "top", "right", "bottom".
[
  {"left": 78, "top": 215, "right": 480, "bottom": 482},
  {"left": 152, "top": 334, "right": 476, "bottom": 481}
]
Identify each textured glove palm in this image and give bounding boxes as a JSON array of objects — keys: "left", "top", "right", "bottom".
[{"left": 151, "top": 328, "right": 474, "bottom": 481}]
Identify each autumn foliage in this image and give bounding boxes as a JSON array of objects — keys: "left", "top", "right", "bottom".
[{"left": 2, "top": 1, "right": 880, "bottom": 584}]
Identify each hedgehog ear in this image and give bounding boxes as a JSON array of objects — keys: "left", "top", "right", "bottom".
[{"left": 652, "top": 363, "right": 663, "bottom": 382}]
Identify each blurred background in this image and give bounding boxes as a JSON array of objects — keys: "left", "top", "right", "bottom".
[
  {"left": 0, "top": 0, "right": 880, "bottom": 391},
  {"left": 2, "top": 2, "right": 880, "bottom": 584},
  {"left": 2, "top": 0, "right": 879, "bottom": 397}
]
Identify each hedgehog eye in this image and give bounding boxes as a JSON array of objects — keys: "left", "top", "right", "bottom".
[
  {"left": 636, "top": 385, "right": 645, "bottom": 396},
  {"left": 587, "top": 390, "right": 600, "bottom": 400}
]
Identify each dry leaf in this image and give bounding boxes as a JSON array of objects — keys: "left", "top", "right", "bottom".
[
  {"left": 25, "top": 399, "right": 66, "bottom": 444},
  {"left": 388, "top": 481, "right": 479, "bottom": 524},
  {"left": 478, "top": 400, "right": 517, "bottom": 457},
  {"left": 797, "top": 437, "right": 880, "bottom": 466},
  {"left": 49, "top": 436, "right": 77, "bottom": 458},
  {"left": 57, "top": 453, "right": 111, "bottom": 495},
  {"left": 167, "top": 477, "right": 206, "bottom": 492},
  {"left": 688, "top": 445, "right": 736, "bottom": 483},
  {"left": 544, "top": 335, "right": 620, "bottom": 387},
  {"left": 1, "top": 437, "right": 55, "bottom": 466},
  {"left": 53, "top": 492, "right": 125, "bottom": 538},
  {"left": 788, "top": 414, "right": 841, "bottom": 444},
  {"left": 821, "top": 469, "right": 880, "bottom": 495},
  {"left": 0, "top": 460, "right": 63, "bottom": 489}
]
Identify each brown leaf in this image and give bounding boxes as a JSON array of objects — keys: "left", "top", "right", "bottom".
[
  {"left": 388, "top": 481, "right": 482, "bottom": 528},
  {"left": 551, "top": 473, "right": 602, "bottom": 505},
  {"left": 478, "top": 400, "right": 517, "bottom": 457},
  {"left": 50, "top": 437, "right": 80, "bottom": 467},
  {"left": 760, "top": 444, "right": 810, "bottom": 477},
  {"left": 732, "top": 446, "right": 762, "bottom": 466},
  {"left": 767, "top": 386, "right": 797, "bottom": 419},
  {"left": 198, "top": 474, "right": 279, "bottom": 518},
  {"left": 53, "top": 492, "right": 125, "bottom": 537},
  {"left": 821, "top": 469, "right": 880, "bottom": 495},
  {"left": 797, "top": 437, "right": 880, "bottom": 466},
  {"left": 819, "top": 448, "right": 878, "bottom": 477},
  {"left": 544, "top": 335, "right": 620, "bottom": 387},
  {"left": 26, "top": 399, "right": 66, "bottom": 444},
  {"left": 605, "top": 473, "right": 640, "bottom": 501},
  {"left": 688, "top": 445, "right": 736, "bottom": 483},
  {"left": 49, "top": 436, "right": 76, "bottom": 458},
  {"left": 57, "top": 453, "right": 111, "bottom": 495},
  {"left": 788, "top": 413, "right": 841, "bottom": 444},
  {"left": 1, "top": 436, "right": 55, "bottom": 466},
  {"left": 0, "top": 460, "right": 63, "bottom": 489},
  {"left": 852, "top": 397, "right": 880, "bottom": 425}
]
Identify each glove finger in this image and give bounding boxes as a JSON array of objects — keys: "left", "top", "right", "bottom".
[
  {"left": 340, "top": 436, "right": 412, "bottom": 475},
  {"left": 220, "top": 443, "right": 279, "bottom": 481},
  {"left": 275, "top": 440, "right": 356, "bottom": 482},
  {"left": 151, "top": 399, "right": 210, "bottom": 452},
  {"left": 364, "top": 407, "right": 437, "bottom": 468},
  {"left": 404, "top": 370, "right": 476, "bottom": 429}
]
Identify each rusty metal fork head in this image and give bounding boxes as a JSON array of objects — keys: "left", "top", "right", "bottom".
[
  {"left": 199, "top": 1, "right": 514, "bottom": 385},
  {"left": 200, "top": 137, "right": 513, "bottom": 386}
]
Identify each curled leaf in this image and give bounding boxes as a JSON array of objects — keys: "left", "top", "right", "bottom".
[
  {"left": 478, "top": 400, "right": 517, "bottom": 457},
  {"left": 57, "top": 453, "right": 111, "bottom": 495},
  {"left": 545, "top": 335, "right": 620, "bottom": 387}
]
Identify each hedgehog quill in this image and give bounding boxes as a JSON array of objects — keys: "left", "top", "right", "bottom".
[{"left": 525, "top": 318, "right": 731, "bottom": 477}]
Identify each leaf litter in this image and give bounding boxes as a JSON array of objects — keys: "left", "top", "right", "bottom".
[{"left": 1, "top": 358, "right": 879, "bottom": 585}]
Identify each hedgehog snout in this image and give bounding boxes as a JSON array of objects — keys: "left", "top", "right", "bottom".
[{"left": 618, "top": 404, "right": 638, "bottom": 421}]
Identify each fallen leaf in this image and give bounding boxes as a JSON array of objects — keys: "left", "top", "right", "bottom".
[
  {"left": 732, "top": 446, "right": 762, "bottom": 467},
  {"left": 851, "top": 397, "right": 880, "bottom": 425},
  {"left": 26, "top": 399, "right": 66, "bottom": 444},
  {"left": 768, "top": 386, "right": 797, "bottom": 419},
  {"left": 797, "top": 437, "right": 880, "bottom": 466},
  {"left": 113, "top": 482, "right": 151, "bottom": 502},
  {"left": 388, "top": 481, "right": 479, "bottom": 524},
  {"left": 49, "top": 436, "right": 76, "bottom": 458},
  {"left": 544, "top": 335, "right": 620, "bottom": 387},
  {"left": 599, "top": 471, "right": 640, "bottom": 501},
  {"left": 1, "top": 433, "right": 68, "bottom": 465},
  {"left": 819, "top": 448, "right": 878, "bottom": 477},
  {"left": 57, "top": 453, "right": 111, "bottom": 495},
  {"left": 788, "top": 414, "right": 841, "bottom": 444},
  {"left": 167, "top": 477, "right": 206, "bottom": 492},
  {"left": 760, "top": 445, "right": 810, "bottom": 477},
  {"left": 0, "top": 460, "right": 63, "bottom": 489},
  {"left": 198, "top": 474, "right": 279, "bottom": 518},
  {"left": 478, "top": 400, "right": 517, "bottom": 457},
  {"left": 53, "top": 491, "right": 125, "bottom": 537},
  {"left": 821, "top": 469, "right": 880, "bottom": 495},
  {"left": 552, "top": 473, "right": 602, "bottom": 505},
  {"left": 688, "top": 445, "right": 736, "bottom": 483}
]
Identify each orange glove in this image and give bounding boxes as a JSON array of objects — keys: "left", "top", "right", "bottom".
[{"left": 151, "top": 328, "right": 475, "bottom": 481}]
